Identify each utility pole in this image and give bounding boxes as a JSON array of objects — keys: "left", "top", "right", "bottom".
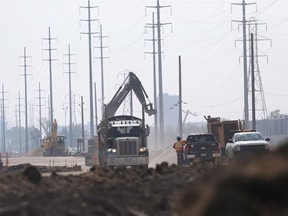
[
  {"left": 178, "top": 56, "right": 183, "bottom": 138},
  {"left": 19, "top": 47, "right": 32, "bottom": 153},
  {"left": 146, "top": 0, "right": 172, "bottom": 146},
  {"left": 14, "top": 106, "right": 18, "bottom": 146},
  {"left": 145, "top": 12, "right": 158, "bottom": 147},
  {"left": 16, "top": 92, "right": 23, "bottom": 153},
  {"left": 232, "top": 0, "right": 256, "bottom": 129},
  {"left": 94, "top": 82, "right": 98, "bottom": 134},
  {"left": 80, "top": 0, "right": 99, "bottom": 138},
  {"left": 81, "top": 96, "right": 85, "bottom": 139},
  {"left": 94, "top": 25, "right": 109, "bottom": 118},
  {"left": 63, "top": 44, "right": 76, "bottom": 147},
  {"left": 250, "top": 33, "right": 256, "bottom": 130},
  {"left": 63, "top": 106, "right": 68, "bottom": 138},
  {"left": 0, "top": 84, "right": 7, "bottom": 153},
  {"left": 247, "top": 18, "right": 271, "bottom": 135},
  {"left": 42, "top": 27, "right": 58, "bottom": 131},
  {"left": 47, "top": 96, "right": 51, "bottom": 133},
  {"left": 35, "top": 82, "right": 44, "bottom": 146}
]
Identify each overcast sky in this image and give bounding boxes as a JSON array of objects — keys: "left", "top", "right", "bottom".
[{"left": 0, "top": 0, "right": 287, "bottom": 128}]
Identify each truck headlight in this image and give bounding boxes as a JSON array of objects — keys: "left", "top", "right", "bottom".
[
  {"left": 234, "top": 145, "right": 241, "bottom": 151},
  {"left": 107, "top": 148, "right": 117, "bottom": 153},
  {"left": 139, "top": 147, "right": 148, "bottom": 152}
]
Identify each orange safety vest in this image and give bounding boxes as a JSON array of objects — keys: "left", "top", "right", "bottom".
[{"left": 173, "top": 140, "right": 185, "bottom": 152}]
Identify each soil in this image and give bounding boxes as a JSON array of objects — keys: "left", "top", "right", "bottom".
[{"left": 1, "top": 140, "right": 288, "bottom": 216}]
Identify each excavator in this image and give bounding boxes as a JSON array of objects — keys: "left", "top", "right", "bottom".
[
  {"left": 41, "top": 119, "right": 69, "bottom": 156},
  {"left": 85, "top": 72, "right": 156, "bottom": 167}
]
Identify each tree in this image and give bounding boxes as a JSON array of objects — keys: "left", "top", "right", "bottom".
[{"left": 270, "top": 110, "right": 287, "bottom": 119}]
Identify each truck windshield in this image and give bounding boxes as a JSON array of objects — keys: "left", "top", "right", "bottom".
[
  {"left": 187, "top": 134, "right": 216, "bottom": 142},
  {"left": 235, "top": 133, "right": 265, "bottom": 141},
  {"left": 111, "top": 126, "right": 141, "bottom": 137}
]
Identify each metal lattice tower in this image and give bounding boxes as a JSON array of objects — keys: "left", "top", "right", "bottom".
[{"left": 247, "top": 18, "right": 270, "bottom": 131}]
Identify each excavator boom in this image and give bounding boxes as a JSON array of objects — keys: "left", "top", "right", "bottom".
[{"left": 103, "top": 72, "right": 156, "bottom": 120}]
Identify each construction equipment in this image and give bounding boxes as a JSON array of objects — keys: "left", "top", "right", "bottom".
[
  {"left": 41, "top": 119, "right": 69, "bottom": 156},
  {"left": 205, "top": 116, "right": 243, "bottom": 156},
  {"left": 85, "top": 72, "right": 156, "bottom": 167}
]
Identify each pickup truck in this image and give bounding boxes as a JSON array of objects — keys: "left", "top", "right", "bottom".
[
  {"left": 183, "top": 133, "right": 221, "bottom": 164},
  {"left": 225, "top": 131, "right": 270, "bottom": 159}
]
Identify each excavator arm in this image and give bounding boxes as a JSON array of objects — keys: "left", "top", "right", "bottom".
[{"left": 103, "top": 72, "right": 156, "bottom": 120}]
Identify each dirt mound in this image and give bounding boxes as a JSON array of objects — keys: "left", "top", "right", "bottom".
[
  {"left": 0, "top": 161, "right": 214, "bottom": 216},
  {"left": 174, "top": 141, "right": 288, "bottom": 216},
  {"left": 1, "top": 141, "right": 288, "bottom": 216},
  {"left": 21, "top": 147, "right": 44, "bottom": 157},
  {"left": 1, "top": 163, "right": 82, "bottom": 174}
]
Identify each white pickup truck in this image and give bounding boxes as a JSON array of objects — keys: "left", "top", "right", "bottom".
[{"left": 225, "top": 131, "right": 270, "bottom": 159}]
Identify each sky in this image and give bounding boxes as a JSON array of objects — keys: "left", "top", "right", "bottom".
[{"left": 0, "top": 0, "right": 288, "bottom": 130}]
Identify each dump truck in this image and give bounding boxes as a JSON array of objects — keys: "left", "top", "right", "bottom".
[
  {"left": 205, "top": 116, "right": 243, "bottom": 156},
  {"left": 41, "top": 119, "right": 69, "bottom": 156},
  {"left": 85, "top": 72, "right": 156, "bottom": 168}
]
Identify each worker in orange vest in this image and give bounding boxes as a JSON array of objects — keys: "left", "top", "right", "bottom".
[{"left": 173, "top": 136, "right": 185, "bottom": 166}]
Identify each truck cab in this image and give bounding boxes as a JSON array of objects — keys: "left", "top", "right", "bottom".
[
  {"left": 225, "top": 131, "right": 270, "bottom": 160},
  {"left": 99, "top": 116, "right": 149, "bottom": 168},
  {"left": 184, "top": 133, "right": 221, "bottom": 164}
]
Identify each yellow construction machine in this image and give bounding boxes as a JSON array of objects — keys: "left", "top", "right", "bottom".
[{"left": 41, "top": 119, "right": 69, "bottom": 156}]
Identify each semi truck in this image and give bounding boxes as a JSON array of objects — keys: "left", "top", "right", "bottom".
[{"left": 85, "top": 72, "right": 156, "bottom": 168}]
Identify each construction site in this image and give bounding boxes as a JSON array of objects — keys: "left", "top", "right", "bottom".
[{"left": 1, "top": 0, "right": 288, "bottom": 215}]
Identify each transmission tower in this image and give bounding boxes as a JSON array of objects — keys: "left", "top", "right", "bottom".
[
  {"left": 145, "top": 12, "right": 159, "bottom": 146},
  {"left": 19, "top": 47, "right": 32, "bottom": 153},
  {"left": 146, "top": 0, "right": 172, "bottom": 146},
  {"left": 35, "top": 82, "right": 44, "bottom": 146},
  {"left": 16, "top": 92, "right": 23, "bottom": 153},
  {"left": 247, "top": 18, "right": 271, "bottom": 132},
  {"left": 231, "top": 0, "right": 256, "bottom": 128},
  {"left": 80, "top": 0, "right": 99, "bottom": 138},
  {"left": 42, "top": 27, "right": 58, "bottom": 131},
  {"left": 63, "top": 44, "right": 76, "bottom": 147},
  {"left": 0, "top": 84, "right": 8, "bottom": 152},
  {"left": 94, "top": 24, "right": 109, "bottom": 118}
]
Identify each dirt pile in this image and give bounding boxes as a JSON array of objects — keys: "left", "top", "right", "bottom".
[
  {"left": 174, "top": 140, "right": 288, "bottom": 216},
  {"left": 21, "top": 147, "right": 44, "bottom": 157},
  {"left": 1, "top": 163, "right": 81, "bottom": 174},
  {"left": 1, "top": 141, "right": 288, "bottom": 216},
  {"left": 0, "top": 162, "right": 215, "bottom": 216}
]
